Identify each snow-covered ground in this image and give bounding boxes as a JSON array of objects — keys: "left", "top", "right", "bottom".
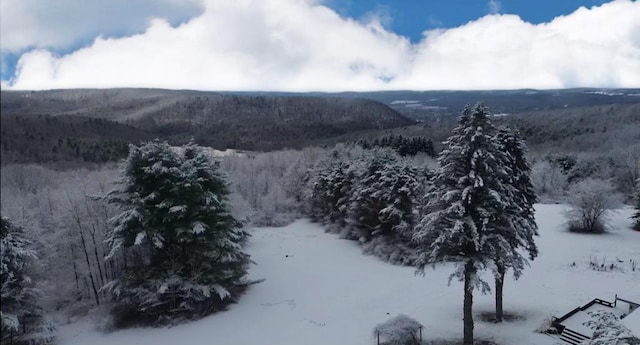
[{"left": 58, "top": 204, "right": 640, "bottom": 345}]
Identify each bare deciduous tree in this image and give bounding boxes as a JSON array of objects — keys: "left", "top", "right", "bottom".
[{"left": 565, "top": 178, "right": 623, "bottom": 233}]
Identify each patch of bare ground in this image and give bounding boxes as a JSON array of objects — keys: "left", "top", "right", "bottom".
[
  {"left": 477, "top": 311, "right": 527, "bottom": 323},
  {"left": 427, "top": 339, "right": 501, "bottom": 345}
]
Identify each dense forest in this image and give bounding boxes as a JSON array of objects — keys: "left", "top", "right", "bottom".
[{"left": 1, "top": 90, "right": 414, "bottom": 161}]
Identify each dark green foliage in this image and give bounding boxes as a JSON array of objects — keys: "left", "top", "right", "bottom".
[
  {"left": 493, "top": 127, "right": 539, "bottom": 322},
  {"left": 309, "top": 158, "right": 357, "bottom": 227},
  {"left": 413, "top": 104, "right": 526, "bottom": 344},
  {"left": 1, "top": 90, "right": 413, "bottom": 160},
  {"left": 104, "top": 140, "right": 250, "bottom": 326},
  {"left": 496, "top": 127, "right": 539, "bottom": 260},
  {"left": 1, "top": 217, "right": 54, "bottom": 345},
  {"left": 545, "top": 154, "right": 576, "bottom": 175},
  {"left": 414, "top": 104, "right": 516, "bottom": 270},
  {"left": 0, "top": 114, "right": 153, "bottom": 164},
  {"left": 348, "top": 152, "right": 425, "bottom": 240},
  {"left": 358, "top": 135, "right": 435, "bottom": 157},
  {"left": 306, "top": 148, "right": 427, "bottom": 264}
]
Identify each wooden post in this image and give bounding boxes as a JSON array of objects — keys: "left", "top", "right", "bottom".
[
  {"left": 377, "top": 330, "right": 380, "bottom": 345},
  {"left": 419, "top": 326, "right": 423, "bottom": 341}
]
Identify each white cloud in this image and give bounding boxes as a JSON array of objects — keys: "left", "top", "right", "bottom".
[
  {"left": 488, "top": 0, "right": 502, "bottom": 14},
  {"left": 0, "top": 0, "right": 204, "bottom": 54},
  {"left": 4, "top": 0, "right": 640, "bottom": 91}
]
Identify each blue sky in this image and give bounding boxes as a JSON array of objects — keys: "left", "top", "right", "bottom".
[
  {"left": 1, "top": 0, "right": 638, "bottom": 91},
  {"left": 330, "top": 0, "right": 612, "bottom": 42}
]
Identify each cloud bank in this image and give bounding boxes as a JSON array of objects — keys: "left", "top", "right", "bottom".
[
  {"left": 0, "top": 0, "right": 204, "bottom": 54},
  {"left": 4, "top": 0, "right": 640, "bottom": 91}
]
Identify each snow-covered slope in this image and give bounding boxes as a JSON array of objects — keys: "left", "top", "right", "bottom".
[{"left": 58, "top": 205, "right": 640, "bottom": 345}]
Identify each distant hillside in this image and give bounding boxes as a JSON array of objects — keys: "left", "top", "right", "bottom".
[
  {"left": 227, "top": 89, "right": 640, "bottom": 120},
  {"left": 0, "top": 114, "right": 155, "bottom": 164},
  {"left": 3, "top": 88, "right": 638, "bottom": 165},
  {"left": 324, "top": 102, "right": 640, "bottom": 155},
  {"left": 1, "top": 89, "right": 414, "bottom": 163},
  {"left": 348, "top": 89, "right": 640, "bottom": 119}
]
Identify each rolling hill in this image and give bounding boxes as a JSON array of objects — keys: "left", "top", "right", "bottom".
[
  {"left": 2, "top": 88, "right": 639, "bottom": 164},
  {"left": 1, "top": 89, "right": 415, "bottom": 163}
]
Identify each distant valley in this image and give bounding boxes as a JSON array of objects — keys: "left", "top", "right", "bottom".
[{"left": 1, "top": 88, "right": 639, "bottom": 164}]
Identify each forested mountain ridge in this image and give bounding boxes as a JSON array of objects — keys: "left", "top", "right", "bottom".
[
  {"left": 1, "top": 114, "right": 155, "bottom": 164},
  {"left": 224, "top": 88, "right": 640, "bottom": 120},
  {"left": 2, "top": 89, "right": 638, "bottom": 164},
  {"left": 322, "top": 102, "right": 640, "bottom": 155},
  {"left": 1, "top": 89, "right": 415, "bottom": 163}
]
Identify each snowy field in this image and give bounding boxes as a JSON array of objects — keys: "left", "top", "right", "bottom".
[{"left": 58, "top": 204, "right": 640, "bottom": 345}]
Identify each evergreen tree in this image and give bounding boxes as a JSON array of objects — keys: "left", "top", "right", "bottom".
[
  {"left": 1, "top": 217, "right": 54, "bottom": 345},
  {"left": 348, "top": 151, "right": 423, "bottom": 241},
  {"left": 413, "top": 104, "right": 520, "bottom": 345},
  {"left": 361, "top": 135, "right": 436, "bottom": 157},
  {"left": 104, "top": 140, "right": 250, "bottom": 326},
  {"left": 492, "top": 127, "right": 539, "bottom": 322},
  {"left": 309, "top": 157, "right": 357, "bottom": 229}
]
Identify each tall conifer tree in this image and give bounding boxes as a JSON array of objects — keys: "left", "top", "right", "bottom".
[
  {"left": 104, "top": 140, "right": 250, "bottom": 325},
  {"left": 492, "top": 127, "right": 538, "bottom": 322},
  {"left": 413, "top": 104, "right": 527, "bottom": 344},
  {"left": 1, "top": 217, "right": 54, "bottom": 344}
]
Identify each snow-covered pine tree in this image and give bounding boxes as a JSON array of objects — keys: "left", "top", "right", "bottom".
[
  {"left": 309, "top": 156, "right": 357, "bottom": 230},
  {"left": 492, "top": 127, "right": 539, "bottom": 322},
  {"left": 104, "top": 140, "right": 250, "bottom": 326},
  {"left": 1, "top": 217, "right": 54, "bottom": 345},
  {"left": 412, "top": 103, "right": 519, "bottom": 345},
  {"left": 348, "top": 150, "right": 423, "bottom": 242}
]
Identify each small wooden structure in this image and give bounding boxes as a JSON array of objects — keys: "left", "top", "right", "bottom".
[{"left": 550, "top": 295, "right": 640, "bottom": 345}]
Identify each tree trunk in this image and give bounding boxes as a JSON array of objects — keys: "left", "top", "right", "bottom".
[
  {"left": 70, "top": 244, "right": 80, "bottom": 291},
  {"left": 69, "top": 200, "right": 101, "bottom": 305},
  {"left": 463, "top": 261, "right": 475, "bottom": 345},
  {"left": 90, "top": 225, "right": 105, "bottom": 286},
  {"left": 79, "top": 230, "right": 101, "bottom": 305},
  {"left": 83, "top": 276, "right": 91, "bottom": 299},
  {"left": 495, "top": 264, "right": 505, "bottom": 322},
  {"left": 123, "top": 249, "right": 129, "bottom": 269}
]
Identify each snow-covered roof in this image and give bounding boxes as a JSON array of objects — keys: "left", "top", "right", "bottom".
[{"left": 622, "top": 309, "right": 640, "bottom": 338}]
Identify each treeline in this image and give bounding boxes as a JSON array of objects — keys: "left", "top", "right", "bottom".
[
  {"left": 1, "top": 115, "right": 154, "bottom": 164},
  {"left": 356, "top": 134, "right": 436, "bottom": 157},
  {"left": 529, "top": 148, "right": 640, "bottom": 202},
  {"left": 1, "top": 90, "right": 414, "bottom": 157},
  {"left": 505, "top": 103, "right": 640, "bottom": 153},
  {"left": 306, "top": 148, "right": 428, "bottom": 264}
]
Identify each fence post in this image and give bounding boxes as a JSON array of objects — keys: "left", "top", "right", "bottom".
[
  {"left": 419, "top": 326, "right": 422, "bottom": 341},
  {"left": 376, "top": 330, "right": 380, "bottom": 345}
]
